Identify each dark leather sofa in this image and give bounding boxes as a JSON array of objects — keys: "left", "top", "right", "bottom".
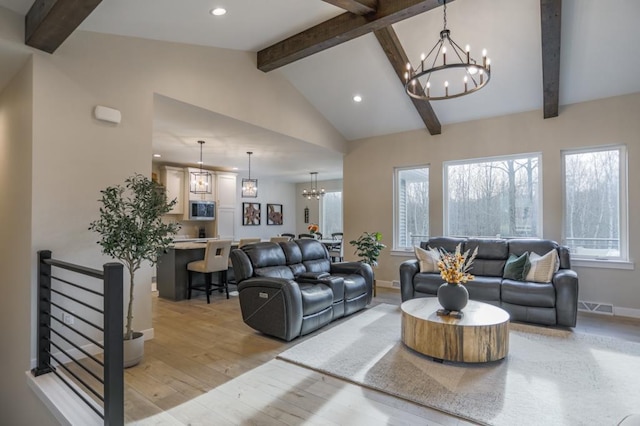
[
  {"left": 230, "top": 239, "right": 373, "bottom": 341},
  {"left": 400, "top": 237, "right": 579, "bottom": 327}
]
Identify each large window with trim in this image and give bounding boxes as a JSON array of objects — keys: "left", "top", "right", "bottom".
[
  {"left": 394, "top": 166, "right": 429, "bottom": 250},
  {"left": 321, "top": 191, "right": 342, "bottom": 237},
  {"left": 562, "top": 145, "right": 627, "bottom": 261},
  {"left": 444, "top": 153, "right": 541, "bottom": 238}
]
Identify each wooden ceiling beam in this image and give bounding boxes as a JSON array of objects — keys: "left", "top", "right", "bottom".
[
  {"left": 26, "top": 0, "right": 102, "bottom": 54},
  {"left": 540, "top": 0, "right": 562, "bottom": 119},
  {"left": 374, "top": 26, "right": 441, "bottom": 135},
  {"left": 258, "top": 0, "right": 451, "bottom": 72},
  {"left": 322, "top": 0, "right": 377, "bottom": 15}
]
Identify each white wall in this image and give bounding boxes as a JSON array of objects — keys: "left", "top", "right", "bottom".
[
  {"left": 236, "top": 178, "right": 297, "bottom": 240},
  {"left": 0, "top": 27, "right": 346, "bottom": 423},
  {"left": 344, "top": 92, "right": 640, "bottom": 314},
  {"left": 0, "top": 59, "right": 58, "bottom": 424}
]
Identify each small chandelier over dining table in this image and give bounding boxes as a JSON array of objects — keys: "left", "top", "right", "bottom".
[
  {"left": 301, "top": 172, "right": 325, "bottom": 200},
  {"left": 404, "top": 0, "right": 491, "bottom": 101}
]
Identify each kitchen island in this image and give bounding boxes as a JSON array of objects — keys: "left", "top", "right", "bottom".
[{"left": 156, "top": 242, "right": 208, "bottom": 301}]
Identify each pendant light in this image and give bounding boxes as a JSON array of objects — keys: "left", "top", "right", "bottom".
[
  {"left": 241, "top": 151, "right": 258, "bottom": 198},
  {"left": 190, "top": 140, "right": 212, "bottom": 194},
  {"left": 301, "top": 172, "right": 325, "bottom": 200}
]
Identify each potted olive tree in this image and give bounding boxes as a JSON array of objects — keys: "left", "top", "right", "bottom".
[
  {"left": 350, "top": 232, "right": 386, "bottom": 296},
  {"left": 89, "top": 173, "right": 179, "bottom": 367}
]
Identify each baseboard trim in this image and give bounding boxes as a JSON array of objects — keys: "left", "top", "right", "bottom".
[
  {"left": 614, "top": 306, "right": 640, "bottom": 319},
  {"left": 375, "top": 280, "right": 398, "bottom": 290}
]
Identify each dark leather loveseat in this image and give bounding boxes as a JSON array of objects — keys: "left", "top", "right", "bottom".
[
  {"left": 400, "top": 237, "right": 579, "bottom": 327},
  {"left": 230, "top": 239, "right": 373, "bottom": 341}
]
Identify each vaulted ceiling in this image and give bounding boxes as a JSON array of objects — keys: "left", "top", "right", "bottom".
[{"left": 1, "top": 0, "right": 640, "bottom": 179}]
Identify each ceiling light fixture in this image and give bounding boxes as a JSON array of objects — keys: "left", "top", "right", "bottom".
[
  {"left": 190, "top": 140, "right": 212, "bottom": 194},
  {"left": 241, "top": 151, "right": 258, "bottom": 198},
  {"left": 301, "top": 172, "right": 325, "bottom": 200},
  {"left": 153, "top": 153, "right": 161, "bottom": 158},
  {"left": 353, "top": 95, "right": 362, "bottom": 103},
  {"left": 404, "top": 0, "right": 490, "bottom": 101},
  {"left": 210, "top": 8, "right": 226, "bottom": 16}
]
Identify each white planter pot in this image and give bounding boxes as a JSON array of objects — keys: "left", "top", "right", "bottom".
[{"left": 123, "top": 331, "right": 144, "bottom": 368}]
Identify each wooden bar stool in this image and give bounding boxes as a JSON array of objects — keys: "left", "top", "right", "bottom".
[{"left": 187, "top": 240, "right": 232, "bottom": 303}]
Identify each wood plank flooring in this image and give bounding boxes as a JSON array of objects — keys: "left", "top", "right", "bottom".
[{"left": 121, "top": 287, "right": 639, "bottom": 425}]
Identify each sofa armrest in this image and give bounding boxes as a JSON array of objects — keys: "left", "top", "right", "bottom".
[
  {"left": 400, "top": 259, "right": 420, "bottom": 302},
  {"left": 330, "top": 261, "right": 373, "bottom": 285},
  {"left": 552, "top": 269, "right": 579, "bottom": 327},
  {"left": 237, "top": 277, "right": 303, "bottom": 341}
]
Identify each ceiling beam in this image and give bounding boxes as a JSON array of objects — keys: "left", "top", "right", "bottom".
[
  {"left": 321, "top": 0, "right": 377, "bottom": 15},
  {"left": 540, "top": 0, "right": 562, "bottom": 119},
  {"left": 25, "top": 0, "right": 102, "bottom": 54},
  {"left": 374, "top": 26, "right": 441, "bottom": 135},
  {"left": 258, "top": 0, "right": 451, "bottom": 72}
]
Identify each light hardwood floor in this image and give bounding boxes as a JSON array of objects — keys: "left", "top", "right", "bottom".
[{"left": 120, "top": 287, "right": 639, "bottom": 425}]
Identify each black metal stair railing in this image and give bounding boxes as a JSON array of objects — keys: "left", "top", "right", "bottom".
[{"left": 32, "top": 250, "right": 124, "bottom": 426}]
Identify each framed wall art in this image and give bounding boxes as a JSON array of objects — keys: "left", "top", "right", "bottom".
[
  {"left": 267, "top": 204, "right": 283, "bottom": 225},
  {"left": 242, "top": 202, "right": 261, "bottom": 226}
]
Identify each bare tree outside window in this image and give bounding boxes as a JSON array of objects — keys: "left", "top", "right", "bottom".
[
  {"left": 321, "top": 191, "right": 342, "bottom": 236},
  {"left": 563, "top": 147, "right": 626, "bottom": 260},
  {"left": 445, "top": 154, "right": 540, "bottom": 238}
]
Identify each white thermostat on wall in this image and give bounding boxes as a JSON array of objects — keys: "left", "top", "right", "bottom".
[{"left": 94, "top": 105, "right": 121, "bottom": 124}]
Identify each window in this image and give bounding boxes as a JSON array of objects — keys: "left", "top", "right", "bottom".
[
  {"left": 321, "top": 191, "right": 342, "bottom": 237},
  {"left": 444, "top": 154, "right": 541, "bottom": 238},
  {"left": 394, "top": 166, "right": 429, "bottom": 250},
  {"left": 562, "top": 145, "right": 627, "bottom": 261}
]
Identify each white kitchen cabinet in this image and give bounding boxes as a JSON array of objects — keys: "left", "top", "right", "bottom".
[
  {"left": 161, "top": 166, "right": 185, "bottom": 215},
  {"left": 215, "top": 173, "right": 237, "bottom": 239}
]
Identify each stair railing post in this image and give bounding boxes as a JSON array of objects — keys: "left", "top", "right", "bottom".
[
  {"left": 103, "top": 262, "right": 124, "bottom": 426},
  {"left": 32, "top": 250, "right": 53, "bottom": 376}
]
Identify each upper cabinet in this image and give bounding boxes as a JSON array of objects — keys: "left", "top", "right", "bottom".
[
  {"left": 186, "top": 167, "right": 215, "bottom": 202},
  {"left": 216, "top": 173, "right": 236, "bottom": 209},
  {"left": 160, "top": 166, "right": 185, "bottom": 215}
]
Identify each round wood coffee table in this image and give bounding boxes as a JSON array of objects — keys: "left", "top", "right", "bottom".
[{"left": 401, "top": 298, "right": 510, "bottom": 363}]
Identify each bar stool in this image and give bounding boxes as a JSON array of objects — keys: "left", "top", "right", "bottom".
[
  {"left": 238, "top": 238, "right": 261, "bottom": 247},
  {"left": 187, "top": 240, "right": 232, "bottom": 303}
]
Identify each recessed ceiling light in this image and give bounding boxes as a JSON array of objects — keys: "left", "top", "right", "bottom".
[
  {"left": 153, "top": 154, "right": 161, "bottom": 158},
  {"left": 210, "top": 7, "right": 226, "bottom": 16},
  {"left": 232, "top": 167, "right": 239, "bottom": 170},
  {"left": 353, "top": 95, "right": 362, "bottom": 103}
]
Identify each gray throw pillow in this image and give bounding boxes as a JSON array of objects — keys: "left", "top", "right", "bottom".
[{"left": 503, "top": 252, "right": 530, "bottom": 281}]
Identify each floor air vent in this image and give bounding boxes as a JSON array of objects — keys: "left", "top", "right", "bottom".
[{"left": 578, "top": 300, "right": 614, "bottom": 315}]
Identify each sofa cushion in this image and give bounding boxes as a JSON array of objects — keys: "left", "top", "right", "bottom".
[
  {"left": 501, "top": 280, "right": 556, "bottom": 307},
  {"left": 414, "top": 246, "right": 439, "bottom": 273},
  {"left": 464, "top": 276, "right": 502, "bottom": 301},
  {"left": 503, "top": 253, "right": 531, "bottom": 281},
  {"left": 421, "top": 237, "right": 466, "bottom": 253},
  {"left": 413, "top": 273, "right": 443, "bottom": 295},
  {"left": 254, "top": 265, "right": 295, "bottom": 280},
  {"left": 280, "top": 241, "right": 303, "bottom": 264},
  {"left": 298, "top": 283, "right": 334, "bottom": 316},
  {"left": 525, "top": 249, "right": 559, "bottom": 283},
  {"left": 341, "top": 274, "right": 368, "bottom": 300},
  {"left": 242, "top": 242, "right": 286, "bottom": 268}
]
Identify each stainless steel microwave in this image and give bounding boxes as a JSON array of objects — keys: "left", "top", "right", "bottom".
[{"left": 189, "top": 201, "right": 215, "bottom": 221}]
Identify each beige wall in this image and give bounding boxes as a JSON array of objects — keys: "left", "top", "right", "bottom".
[
  {"left": 0, "top": 27, "right": 346, "bottom": 423},
  {"left": 0, "top": 59, "right": 57, "bottom": 425},
  {"left": 344, "top": 93, "right": 640, "bottom": 313}
]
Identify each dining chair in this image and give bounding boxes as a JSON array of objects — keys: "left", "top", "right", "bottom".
[
  {"left": 270, "top": 236, "right": 291, "bottom": 243},
  {"left": 329, "top": 232, "right": 344, "bottom": 262},
  {"left": 238, "top": 238, "right": 261, "bottom": 247},
  {"left": 187, "top": 239, "right": 233, "bottom": 303},
  {"left": 298, "top": 233, "right": 315, "bottom": 239},
  {"left": 281, "top": 233, "right": 295, "bottom": 239}
]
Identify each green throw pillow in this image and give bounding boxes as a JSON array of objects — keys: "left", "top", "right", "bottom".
[{"left": 503, "top": 252, "right": 531, "bottom": 281}]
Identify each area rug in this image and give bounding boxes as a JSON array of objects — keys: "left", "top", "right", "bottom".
[{"left": 277, "top": 303, "right": 640, "bottom": 426}]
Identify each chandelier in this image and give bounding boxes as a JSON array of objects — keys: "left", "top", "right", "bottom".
[
  {"left": 190, "top": 140, "right": 212, "bottom": 194},
  {"left": 404, "top": 0, "right": 490, "bottom": 101},
  {"left": 301, "top": 172, "right": 325, "bottom": 200},
  {"left": 241, "top": 151, "right": 258, "bottom": 198}
]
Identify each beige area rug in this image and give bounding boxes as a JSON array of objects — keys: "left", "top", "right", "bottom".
[{"left": 277, "top": 303, "right": 640, "bottom": 426}]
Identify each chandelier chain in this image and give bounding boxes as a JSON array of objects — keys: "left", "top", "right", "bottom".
[{"left": 443, "top": 0, "right": 447, "bottom": 31}]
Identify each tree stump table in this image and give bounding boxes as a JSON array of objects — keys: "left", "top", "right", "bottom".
[{"left": 401, "top": 298, "right": 510, "bottom": 363}]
